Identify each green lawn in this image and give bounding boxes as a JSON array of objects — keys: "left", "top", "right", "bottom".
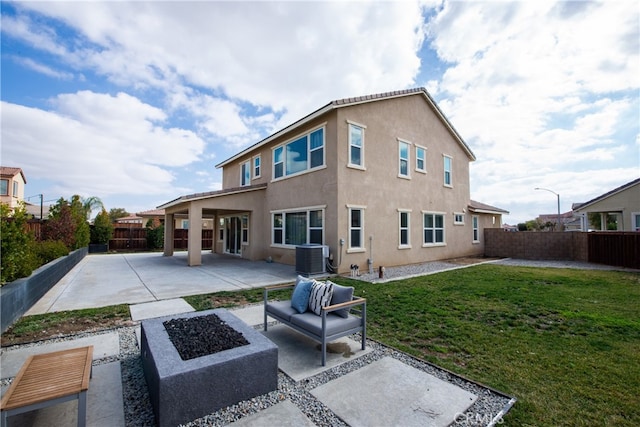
[
  {"left": 5, "top": 265, "right": 638, "bottom": 425},
  {"left": 329, "top": 266, "right": 640, "bottom": 426}
]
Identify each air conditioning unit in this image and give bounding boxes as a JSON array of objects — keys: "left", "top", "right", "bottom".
[{"left": 295, "top": 244, "right": 327, "bottom": 276}]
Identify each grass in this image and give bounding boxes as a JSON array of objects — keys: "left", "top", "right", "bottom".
[{"left": 3, "top": 265, "right": 638, "bottom": 425}]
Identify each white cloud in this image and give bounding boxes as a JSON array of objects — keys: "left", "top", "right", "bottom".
[{"left": 1, "top": 92, "right": 205, "bottom": 198}]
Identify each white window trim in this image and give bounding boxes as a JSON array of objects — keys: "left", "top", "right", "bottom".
[
  {"left": 347, "top": 120, "right": 367, "bottom": 171},
  {"left": 632, "top": 212, "right": 640, "bottom": 232},
  {"left": 240, "top": 160, "right": 251, "bottom": 187},
  {"left": 472, "top": 215, "right": 480, "bottom": 243},
  {"left": 398, "top": 139, "right": 412, "bottom": 180},
  {"left": 443, "top": 154, "right": 453, "bottom": 188},
  {"left": 346, "top": 204, "right": 366, "bottom": 253},
  {"left": 422, "top": 210, "right": 446, "bottom": 247},
  {"left": 453, "top": 212, "right": 465, "bottom": 225},
  {"left": 270, "top": 205, "right": 327, "bottom": 248},
  {"left": 415, "top": 144, "right": 427, "bottom": 174},
  {"left": 398, "top": 208, "right": 412, "bottom": 249},
  {"left": 271, "top": 123, "right": 327, "bottom": 182},
  {"left": 252, "top": 155, "right": 261, "bottom": 179}
]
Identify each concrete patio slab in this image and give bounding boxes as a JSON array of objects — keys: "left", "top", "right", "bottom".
[
  {"left": 229, "top": 304, "right": 265, "bottom": 327},
  {"left": 263, "top": 324, "right": 372, "bottom": 381},
  {"left": 129, "top": 298, "right": 195, "bottom": 321},
  {"left": 311, "top": 356, "right": 477, "bottom": 427},
  {"left": 1, "top": 362, "right": 124, "bottom": 427},
  {"left": 0, "top": 331, "right": 120, "bottom": 379},
  {"left": 230, "top": 400, "right": 315, "bottom": 427}
]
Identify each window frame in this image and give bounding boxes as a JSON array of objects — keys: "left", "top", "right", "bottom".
[
  {"left": 398, "top": 209, "right": 412, "bottom": 249},
  {"left": 632, "top": 212, "right": 640, "bottom": 232},
  {"left": 272, "top": 124, "right": 326, "bottom": 181},
  {"left": 347, "top": 121, "right": 366, "bottom": 170},
  {"left": 472, "top": 215, "right": 480, "bottom": 243},
  {"left": 240, "top": 160, "right": 251, "bottom": 186},
  {"left": 443, "top": 155, "right": 453, "bottom": 187},
  {"left": 415, "top": 145, "right": 427, "bottom": 174},
  {"left": 454, "top": 212, "right": 465, "bottom": 225},
  {"left": 253, "top": 155, "right": 261, "bottom": 179},
  {"left": 422, "top": 211, "right": 446, "bottom": 247},
  {"left": 0, "top": 179, "right": 8, "bottom": 196},
  {"left": 398, "top": 139, "right": 411, "bottom": 179},
  {"left": 347, "top": 204, "right": 366, "bottom": 253},
  {"left": 270, "top": 205, "right": 326, "bottom": 248}
]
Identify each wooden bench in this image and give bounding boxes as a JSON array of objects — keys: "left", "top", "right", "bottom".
[{"left": 1, "top": 346, "right": 93, "bottom": 427}]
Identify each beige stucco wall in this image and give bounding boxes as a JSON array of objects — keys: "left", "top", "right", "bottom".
[
  {"left": 573, "top": 181, "right": 640, "bottom": 231},
  {"left": 185, "top": 92, "right": 500, "bottom": 272},
  {"left": 0, "top": 172, "right": 26, "bottom": 208}
]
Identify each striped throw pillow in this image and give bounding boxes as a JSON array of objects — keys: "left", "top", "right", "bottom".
[{"left": 308, "top": 281, "right": 334, "bottom": 315}]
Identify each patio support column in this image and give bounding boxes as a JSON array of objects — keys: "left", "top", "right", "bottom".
[
  {"left": 188, "top": 204, "right": 202, "bottom": 266},
  {"left": 163, "top": 213, "right": 174, "bottom": 257}
]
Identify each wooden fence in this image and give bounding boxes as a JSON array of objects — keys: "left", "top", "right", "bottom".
[
  {"left": 109, "top": 228, "right": 213, "bottom": 251},
  {"left": 588, "top": 232, "right": 640, "bottom": 269}
]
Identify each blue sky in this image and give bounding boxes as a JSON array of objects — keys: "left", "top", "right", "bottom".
[{"left": 1, "top": 1, "right": 638, "bottom": 224}]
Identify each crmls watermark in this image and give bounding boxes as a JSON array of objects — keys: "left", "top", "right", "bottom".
[{"left": 453, "top": 411, "right": 504, "bottom": 425}]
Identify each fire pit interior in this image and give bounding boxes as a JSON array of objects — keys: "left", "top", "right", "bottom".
[
  {"left": 141, "top": 308, "right": 278, "bottom": 427},
  {"left": 164, "top": 313, "right": 249, "bottom": 360}
]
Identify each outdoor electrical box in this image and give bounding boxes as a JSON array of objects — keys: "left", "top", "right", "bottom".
[{"left": 295, "top": 244, "right": 327, "bottom": 276}]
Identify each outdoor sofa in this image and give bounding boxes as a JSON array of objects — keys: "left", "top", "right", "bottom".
[{"left": 263, "top": 276, "right": 366, "bottom": 366}]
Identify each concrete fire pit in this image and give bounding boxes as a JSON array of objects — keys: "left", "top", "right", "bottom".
[{"left": 141, "top": 308, "right": 278, "bottom": 427}]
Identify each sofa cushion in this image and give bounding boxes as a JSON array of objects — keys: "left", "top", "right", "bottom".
[
  {"left": 290, "top": 312, "right": 362, "bottom": 337},
  {"left": 291, "top": 275, "right": 315, "bottom": 313},
  {"left": 308, "top": 281, "right": 334, "bottom": 315},
  {"left": 266, "top": 300, "right": 298, "bottom": 323},
  {"left": 328, "top": 281, "right": 354, "bottom": 318}
]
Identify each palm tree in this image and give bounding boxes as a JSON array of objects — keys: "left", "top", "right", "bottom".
[{"left": 81, "top": 196, "right": 104, "bottom": 220}]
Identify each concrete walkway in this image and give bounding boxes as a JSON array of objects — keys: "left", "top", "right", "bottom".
[
  {"left": 2, "top": 252, "right": 517, "bottom": 426},
  {"left": 28, "top": 252, "right": 298, "bottom": 314}
]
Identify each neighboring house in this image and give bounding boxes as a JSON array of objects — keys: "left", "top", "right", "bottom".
[
  {"left": 0, "top": 166, "right": 26, "bottom": 209},
  {"left": 137, "top": 209, "right": 165, "bottom": 228},
  {"left": 537, "top": 211, "right": 579, "bottom": 231},
  {"left": 159, "top": 88, "right": 509, "bottom": 272},
  {"left": 572, "top": 178, "right": 640, "bottom": 231},
  {"left": 115, "top": 214, "right": 145, "bottom": 227},
  {"left": 502, "top": 224, "right": 519, "bottom": 232}
]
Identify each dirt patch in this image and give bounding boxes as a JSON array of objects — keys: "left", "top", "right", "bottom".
[{"left": 1, "top": 316, "right": 135, "bottom": 347}]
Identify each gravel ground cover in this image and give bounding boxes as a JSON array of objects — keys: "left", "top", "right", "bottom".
[{"left": 1, "top": 324, "right": 514, "bottom": 427}]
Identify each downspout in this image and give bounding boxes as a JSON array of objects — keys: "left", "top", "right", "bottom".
[{"left": 368, "top": 235, "right": 373, "bottom": 275}]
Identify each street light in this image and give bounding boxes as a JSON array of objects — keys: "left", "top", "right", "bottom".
[{"left": 535, "top": 187, "right": 561, "bottom": 231}]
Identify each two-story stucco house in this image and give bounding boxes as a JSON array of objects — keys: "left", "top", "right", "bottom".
[{"left": 159, "top": 88, "right": 508, "bottom": 273}]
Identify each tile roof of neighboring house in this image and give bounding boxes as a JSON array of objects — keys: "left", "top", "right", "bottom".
[
  {"left": 0, "top": 166, "right": 27, "bottom": 183},
  {"left": 216, "top": 88, "right": 475, "bottom": 169},
  {"left": 116, "top": 214, "right": 143, "bottom": 222},
  {"left": 572, "top": 177, "right": 640, "bottom": 211},
  {"left": 137, "top": 209, "right": 165, "bottom": 217},
  {"left": 538, "top": 212, "right": 575, "bottom": 222},
  {"left": 468, "top": 200, "right": 509, "bottom": 214}
]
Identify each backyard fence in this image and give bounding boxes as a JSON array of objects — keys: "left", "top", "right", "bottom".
[
  {"left": 108, "top": 228, "right": 213, "bottom": 251},
  {"left": 485, "top": 229, "right": 639, "bottom": 269}
]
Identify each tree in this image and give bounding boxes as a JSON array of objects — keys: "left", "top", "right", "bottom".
[
  {"left": 70, "top": 195, "right": 90, "bottom": 248},
  {"left": 1, "top": 202, "right": 38, "bottom": 283},
  {"left": 81, "top": 196, "right": 104, "bottom": 220},
  {"left": 109, "top": 208, "right": 129, "bottom": 223},
  {"left": 91, "top": 209, "right": 114, "bottom": 244},
  {"left": 42, "top": 200, "right": 76, "bottom": 249}
]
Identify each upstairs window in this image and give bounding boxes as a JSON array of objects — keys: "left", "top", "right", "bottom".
[
  {"left": 12, "top": 181, "right": 18, "bottom": 197},
  {"left": 443, "top": 155, "right": 452, "bottom": 187},
  {"left": 253, "top": 156, "right": 261, "bottom": 178},
  {"left": 416, "top": 146, "right": 426, "bottom": 173},
  {"left": 0, "top": 179, "right": 7, "bottom": 196},
  {"left": 241, "top": 161, "right": 251, "bottom": 186},
  {"left": 273, "top": 127, "right": 325, "bottom": 180},
  {"left": 398, "top": 140, "right": 410, "bottom": 178},
  {"left": 348, "top": 122, "right": 365, "bottom": 168}
]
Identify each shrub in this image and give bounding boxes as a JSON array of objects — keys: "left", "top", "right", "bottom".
[
  {"left": 1, "top": 202, "right": 38, "bottom": 284},
  {"left": 146, "top": 224, "right": 164, "bottom": 250},
  {"left": 34, "top": 240, "right": 69, "bottom": 265},
  {"left": 91, "top": 209, "right": 113, "bottom": 244}
]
